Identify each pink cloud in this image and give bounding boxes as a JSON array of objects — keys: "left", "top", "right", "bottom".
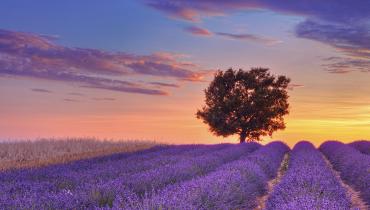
[
  {"left": 143, "top": 0, "right": 369, "bottom": 24},
  {"left": 216, "top": 32, "right": 281, "bottom": 45},
  {"left": 63, "top": 98, "right": 79, "bottom": 102},
  {"left": 184, "top": 26, "right": 213, "bottom": 36},
  {"left": 143, "top": 0, "right": 370, "bottom": 74},
  {"left": 0, "top": 29, "right": 209, "bottom": 95},
  {"left": 92, "top": 97, "right": 116, "bottom": 101},
  {"left": 183, "top": 25, "right": 280, "bottom": 45},
  {"left": 30, "top": 88, "right": 53, "bottom": 93},
  {"left": 149, "top": 82, "right": 180, "bottom": 88},
  {"left": 288, "top": 84, "right": 304, "bottom": 90},
  {"left": 322, "top": 57, "right": 370, "bottom": 74}
]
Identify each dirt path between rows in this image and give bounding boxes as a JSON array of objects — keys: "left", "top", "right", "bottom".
[
  {"left": 322, "top": 153, "right": 368, "bottom": 210},
  {"left": 254, "top": 153, "right": 290, "bottom": 210}
]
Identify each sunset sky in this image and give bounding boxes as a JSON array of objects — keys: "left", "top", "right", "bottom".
[{"left": 0, "top": 1, "right": 369, "bottom": 146}]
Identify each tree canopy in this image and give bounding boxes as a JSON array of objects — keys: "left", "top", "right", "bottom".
[{"left": 196, "top": 68, "right": 290, "bottom": 143}]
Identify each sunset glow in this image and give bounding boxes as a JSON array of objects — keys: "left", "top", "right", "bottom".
[{"left": 1, "top": 0, "right": 369, "bottom": 146}]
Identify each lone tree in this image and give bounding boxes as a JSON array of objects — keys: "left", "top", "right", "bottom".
[{"left": 196, "top": 68, "right": 290, "bottom": 143}]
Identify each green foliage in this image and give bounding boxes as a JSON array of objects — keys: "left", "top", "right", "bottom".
[{"left": 196, "top": 68, "right": 290, "bottom": 143}]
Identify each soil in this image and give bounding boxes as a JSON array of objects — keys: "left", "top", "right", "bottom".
[
  {"left": 254, "top": 153, "right": 290, "bottom": 210},
  {"left": 321, "top": 154, "right": 368, "bottom": 210}
]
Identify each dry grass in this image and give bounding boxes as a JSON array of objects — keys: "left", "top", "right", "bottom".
[{"left": 0, "top": 138, "right": 157, "bottom": 171}]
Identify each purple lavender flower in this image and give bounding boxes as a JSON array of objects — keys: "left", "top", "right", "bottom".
[
  {"left": 122, "top": 142, "right": 288, "bottom": 210},
  {"left": 348, "top": 140, "right": 370, "bottom": 155},
  {"left": 266, "top": 141, "right": 352, "bottom": 210},
  {"left": 0, "top": 143, "right": 257, "bottom": 209},
  {"left": 320, "top": 141, "right": 370, "bottom": 205}
]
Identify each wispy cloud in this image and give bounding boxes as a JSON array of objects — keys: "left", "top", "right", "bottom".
[
  {"left": 91, "top": 97, "right": 116, "bottom": 101},
  {"left": 149, "top": 82, "right": 180, "bottom": 88},
  {"left": 68, "top": 92, "right": 85, "bottom": 96},
  {"left": 184, "top": 26, "right": 212, "bottom": 36},
  {"left": 0, "top": 29, "right": 208, "bottom": 95},
  {"left": 142, "top": 1, "right": 369, "bottom": 23},
  {"left": 321, "top": 57, "right": 370, "bottom": 74},
  {"left": 183, "top": 25, "right": 280, "bottom": 45},
  {"left": 143, "top": 0, "right": 370, "bottom": 73},
  {"left": 288, "top": 84, "right": 304, "bottom": 91},
  {"left": 215, "top": 32, "right": 281, "bottom": 45},
  {"left": 30, "top": 88, "right": 52, "bottom": 93},
  {"left": 296, "top": 20, "right": 370, "bottom": 56},
  {"left": 63, "top": 98, "right": 79, "bottom": 102},
  {"left": 296, "top": 20, "right": 370, "bottom": 74}
]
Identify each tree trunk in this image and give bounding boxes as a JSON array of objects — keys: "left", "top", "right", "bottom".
[{"left": 239, "top": 130, "right": 247, "bottom": 143}]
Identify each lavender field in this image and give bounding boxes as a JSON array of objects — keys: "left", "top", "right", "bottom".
[{"left": 0, "top": 140, "right": 369, "bottom": 210}]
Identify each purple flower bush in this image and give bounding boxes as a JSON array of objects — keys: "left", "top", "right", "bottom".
[
  {"left": 123, "top": 143, "right": 260, "bottom": 196},
  {"left": 2, "top": 140, "right": 366, "bottom": 209},
  {"left": 266, "top": 141, "right": 352, "bottom": 210},
  {"left": 121, "top": 142, "right": 288, "bottom": 210},
  {"left": 320, "top": 141, "right": 370, "bottom": 205},
  {"left": 0, "top": 143, "right": 260, "bottom": 209},
  {"left": 348, "top": 140, "right": 370, "bottom": 155},
  {"left": 0, "top": 144, "right": 230, "bottom": 184}
]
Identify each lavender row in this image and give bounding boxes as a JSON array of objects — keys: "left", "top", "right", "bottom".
[
  {"left": 320, "top": 141, "right": 370, "bottom": 205},
  {"left": 120, "top": 142, "right": 289, "bottom": 210},
  {"left": 0, "top": 144, "right": 226, "bottom": 197},
  {"left": 0, "top": 143, "right": 231, "bottom": 184},
  {"left": 0, "top": 144, "right": 234, "bottom": 209},
  {"left": 266, "top": 141, "right": 352, "bottom": 210},
  {"left": 0, "top": 143, "right": 257, "bottom": 209},
  {"left": 0, "top": 145, "right": 230, "bottom": 191},
  {"left": 71, "top": 143, "right": 259, "bottom": 209},
  {"left": 124, "top": 142, "right": 260, "bottom": 195},
  {"left": 0, "top": 143, "right": 230, "bottom": 183},
  {"left": 348, "top": 140, "right": 370, "bottom": 155},
  {"left": 75, "top": 142, "right": 259, "bottom": 208},
  {"left": 69, "top": 143, "right": 232, "bottom": 184}
]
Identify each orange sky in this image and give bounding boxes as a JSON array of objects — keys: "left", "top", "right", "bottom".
[{"left": 1, "top": 72, "right": 369, "bottom": 147}]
